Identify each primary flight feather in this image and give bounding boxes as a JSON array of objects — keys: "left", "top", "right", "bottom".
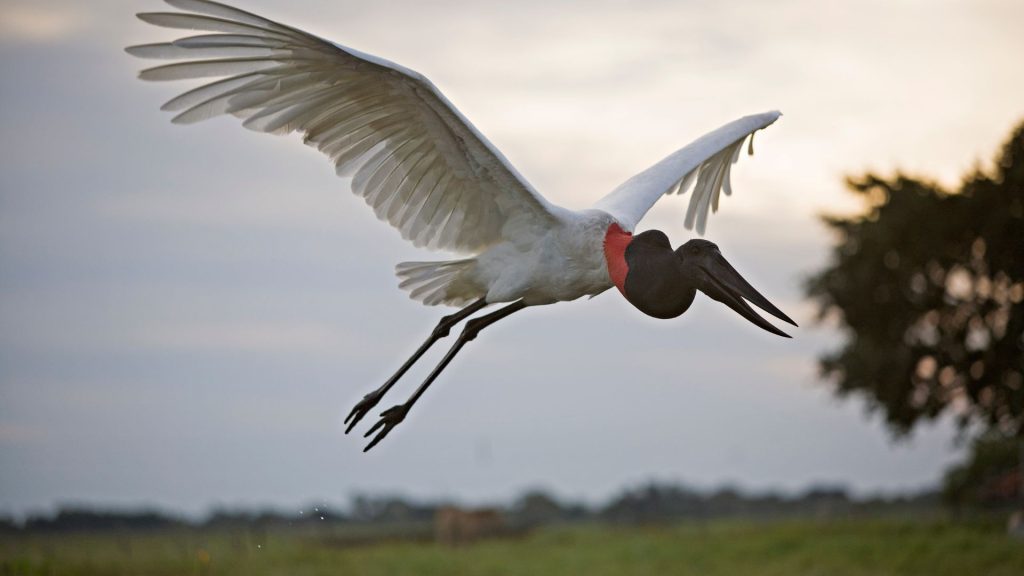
[{"left": 130, "top": 0, "right": 795, "bottom": 451}]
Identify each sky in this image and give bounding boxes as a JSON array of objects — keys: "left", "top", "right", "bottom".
[{"left": 2, "top": 0, "right": 1023, "bottom": 518}]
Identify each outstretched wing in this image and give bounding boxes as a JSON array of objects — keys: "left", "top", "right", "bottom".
[
  {"left": 129, "top": 0, "right": 562, "bottom": 253},
  {"left": 593, "top": 111, "right": 780, "bottom": 234}
]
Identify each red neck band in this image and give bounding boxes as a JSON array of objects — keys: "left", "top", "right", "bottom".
[{"left": 603, "top": 223, "right": 632, "bottom": 296}]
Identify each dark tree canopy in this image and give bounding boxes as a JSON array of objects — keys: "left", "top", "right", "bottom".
[
  {"left": 807, "top": 122, "right": 1024, "bottom": 437},
  {"left": 942, "top": 432, "right": 1021, "bottom": 508}
]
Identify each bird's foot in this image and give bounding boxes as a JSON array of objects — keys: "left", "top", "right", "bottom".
[
  {"left": 363, "top": 403, "right": 409, "bottom": 452},
  {"left": 344, "top": 389, "right": 386, "bottom": 434}
]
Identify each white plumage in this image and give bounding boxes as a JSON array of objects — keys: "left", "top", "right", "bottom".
[
  {"left": 129, "top": 0, "right": 562, "bottom": 257},
  {"left": 593, "top": 112, "right": 778, "bottom": 234}
]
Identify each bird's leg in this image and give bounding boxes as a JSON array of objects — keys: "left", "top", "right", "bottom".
[
  {"left": 344, "top": 298, "right": 488, "bottom": 433},
  {"left": 363, "top": 300, "right": 528, "bottom": 451}
]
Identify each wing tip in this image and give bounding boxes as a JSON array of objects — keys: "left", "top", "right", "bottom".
[
  {"left": 750, "top": 110, "right": 782, "bottom": 129},
  {"left": 135, "top": 12, "right": 160, "bottom": 25},
  {"left": 124, "top": 43, "right": 162, "bottom": 58}
]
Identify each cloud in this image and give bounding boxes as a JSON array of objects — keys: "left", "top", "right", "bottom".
[
  {"left": 135, "top": 319, "right": 367, "bottom": 357},
  {"left": 0, "top": 422, "right": 47, "bottom": 445},
  {"left": 0, "top": 4, "right": 89, "bottom": 43}
]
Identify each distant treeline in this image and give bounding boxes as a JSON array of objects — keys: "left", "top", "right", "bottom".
[{"left": 2, "top": 482, "right": 946, "bottom": 534}]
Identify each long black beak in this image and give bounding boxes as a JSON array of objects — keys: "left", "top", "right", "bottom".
[{"left": 697, "top": 251, "right": 798, "bottom": 338}]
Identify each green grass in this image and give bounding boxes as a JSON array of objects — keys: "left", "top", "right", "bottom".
[{"left": 2, "top": 518, "right": 1022, "bottom": 576}]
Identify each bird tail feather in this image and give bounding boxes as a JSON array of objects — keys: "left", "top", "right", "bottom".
[{"left": 395, "top": 259, "right": 479, "bottom": 306}]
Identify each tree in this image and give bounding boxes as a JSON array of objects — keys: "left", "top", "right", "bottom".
[
  {"left": 942, "top": 432, "right": 1021, "bottom": 509},
  {"left": 511, "top": 490, "right": 585, "bottom": 526},
  {"left": 806, "top": 122, "right": 1024, "bottom": 437}
]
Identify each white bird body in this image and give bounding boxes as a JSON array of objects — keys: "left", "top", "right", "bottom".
[
  {"left": 130, "top": 0, "right": 794, "bottom": 450},
  {"left": 397, "top": 208, "right": 616, "bottom": 307},
  {"left": 466, "top": 208, "right": 618, "bottom": 305}
]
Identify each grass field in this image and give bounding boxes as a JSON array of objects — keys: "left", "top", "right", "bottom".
[{"left": 3, "top": 518, "right": 1022, "bottom": 576}]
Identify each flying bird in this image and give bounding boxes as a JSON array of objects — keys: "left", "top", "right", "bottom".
[{"left": 129, "top": 0, "right": 797, "bottom": 451}]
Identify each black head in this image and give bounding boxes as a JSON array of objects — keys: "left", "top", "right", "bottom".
[
  {"left": 614, "top": 230, "right": 798, "bottom": 336},
  {"left": 620, "top": 230, "right": 695, "bottom": 319},
  {"left": 676, "top": 238, "right": 720, "bottom": 258}
]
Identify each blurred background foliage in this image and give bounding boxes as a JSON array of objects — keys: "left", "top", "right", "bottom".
[
  {"left": 807, "top": 121, "right": 1024, "bottom": 515},
  {"left": 807, "top": 122, "right": 1024, "bottom": 436}
]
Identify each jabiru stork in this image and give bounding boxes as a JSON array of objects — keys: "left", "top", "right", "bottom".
[{"left": 129, "top": 0, "right": 797, "bottom": 451}]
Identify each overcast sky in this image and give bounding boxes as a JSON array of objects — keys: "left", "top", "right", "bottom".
[{"left": 2, "top": 0, "right": 1023, "bottom": 518}]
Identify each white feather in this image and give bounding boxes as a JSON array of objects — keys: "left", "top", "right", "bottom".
[
  {"left": 130, "top": 0, "right": 562, "bottom": 254},
  {"left": 593, "top": 111, "right": 780, "bottom": 234}
]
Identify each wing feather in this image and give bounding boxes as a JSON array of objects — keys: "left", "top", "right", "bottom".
[
  {"left": 136, "top": 12, "right": 293, "bottom": 38},
  {"left": 593, "top": 111, "right": 780, "bottom": 234},
  {"left": 126, "top": 42, "right": 281, "bottom": 59},
  {"left": 130, "top": 0, "right": 561, "bottom": 253}
]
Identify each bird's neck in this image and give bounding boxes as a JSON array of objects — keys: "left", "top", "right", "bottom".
[{"left": 603, "top": 223, "right": 633, "bottom": 295}]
